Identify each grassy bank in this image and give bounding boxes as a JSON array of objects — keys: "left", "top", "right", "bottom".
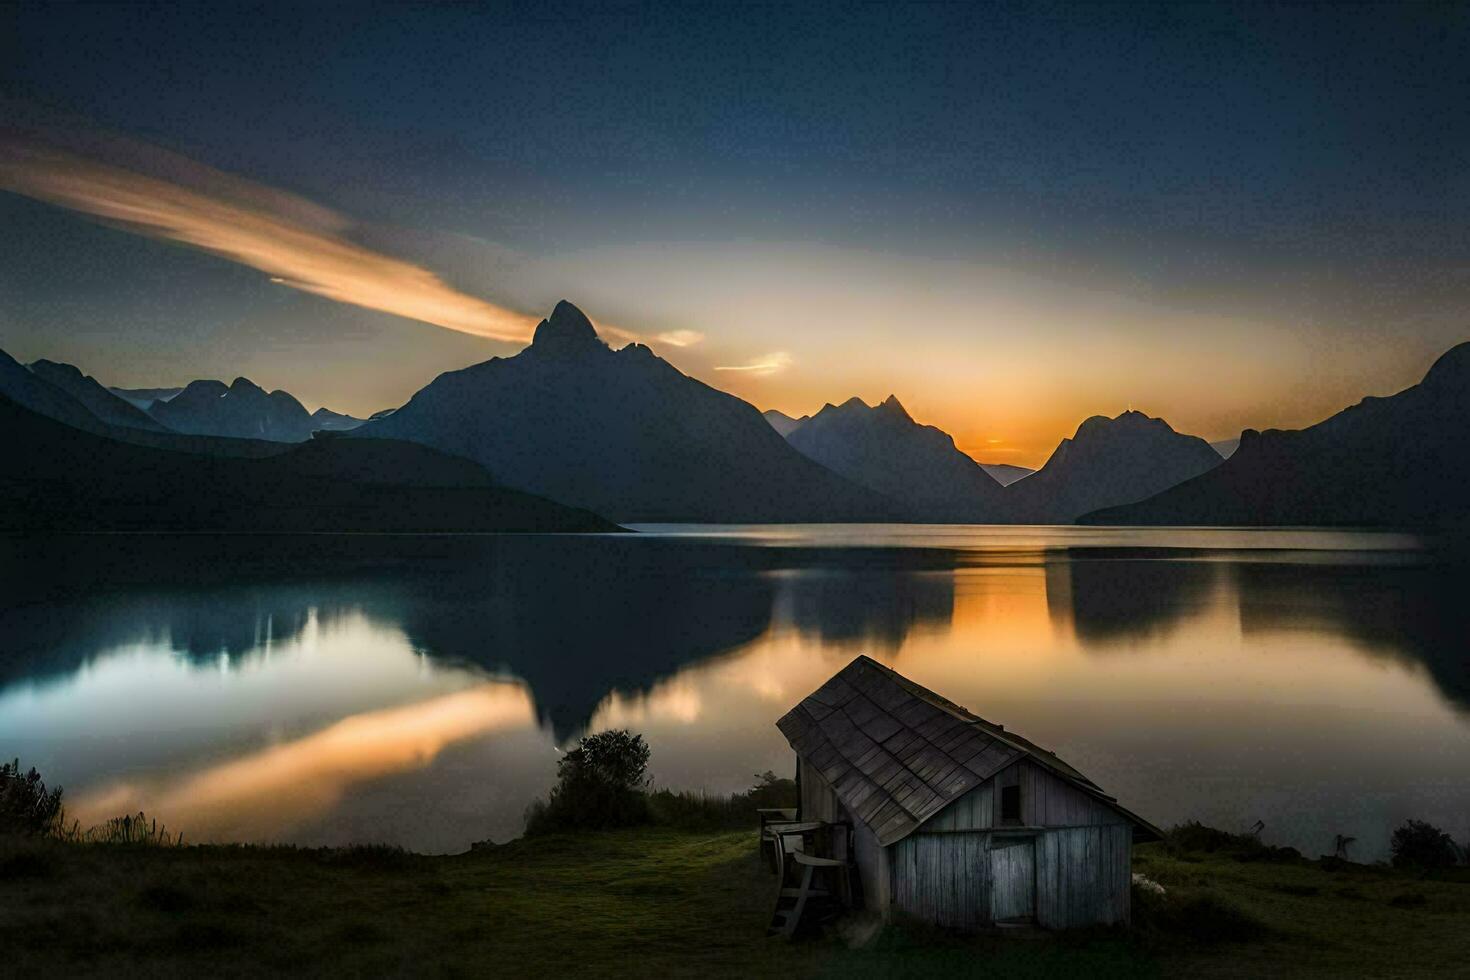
[{"left": 2, "top": 828, "right": 1467, "bottom": 978}]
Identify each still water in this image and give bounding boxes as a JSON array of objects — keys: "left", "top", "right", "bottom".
[{"left": 2, "top": 527, "right": 1466, "bottom": 859}]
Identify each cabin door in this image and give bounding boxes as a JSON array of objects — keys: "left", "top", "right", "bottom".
[{"left": 989, "top": 836, "right": 1036, "bottom": 923}]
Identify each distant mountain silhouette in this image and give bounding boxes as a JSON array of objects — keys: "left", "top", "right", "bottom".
[
  {"left": 980, "top": 463, "right": 1034, "bottom": 486},
  {"left": 1084, "top": 343, "right": 1470, "bottom": 528},
  {"left": 763, "top": 409, "right": 809, "bottom": 437},
  {"left": 0, "top": 347, "right": 113, "bottom": 432},
  {"left": 357, "top": 300, "right": 898, "bottom": 522},
  {"left": 780, "top": 395, "right": 1009, "bottom": 522},
  {"left": 1210, "top": 437, "right": 1241, "bottom": 459},
  {"left": 108, "top": 385, "right": 184, "bottom": 411},
  {"left": 150, "top": 377, "right": 318, "bottom": 441},
  {"left": 310, "top": 407, "right": 367, "bottom": 431},
  {"left": 1, "top": 347, "right": 310, "bottom": 460},
  {"left": 1007, "top": 410, "right": 1223, "bottom": 523},
  {"left": 28, "top": 359, "right": 171, "bottom": 432},
  {"left": 0, "top": 392, "right": 617, "bottom": 533}
]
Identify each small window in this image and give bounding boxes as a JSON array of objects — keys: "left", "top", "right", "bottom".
[{"left": 1000, "top": 783, "right": 1022, "bottom": 824}]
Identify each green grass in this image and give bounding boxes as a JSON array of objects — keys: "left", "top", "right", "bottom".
[{"left": 0, "top": 830, "right": 1466, "bottom": 978}]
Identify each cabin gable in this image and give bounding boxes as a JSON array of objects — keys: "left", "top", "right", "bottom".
[{"left": 924, "top": 760, "right": 1132, "bottom": 832}]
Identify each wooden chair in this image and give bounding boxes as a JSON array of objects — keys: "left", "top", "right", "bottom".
[
  {"left": 756, "top": 808, "right": 800, "bottom": 871},
  {"left": 765, "top": 826, "right": 851, "bottom": 939}
]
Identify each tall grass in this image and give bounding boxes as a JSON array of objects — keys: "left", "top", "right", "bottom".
[{"left": 57, "top": 811, "right": 183, "bottom": 847}]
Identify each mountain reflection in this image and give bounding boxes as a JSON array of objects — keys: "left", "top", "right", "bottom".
[
  {"left": 781, "top": 559, "right": 955, "bottom": 650},
  {"left": 2, "top": 529, "right": 1468, "bottom": 855},
  {"left": 1235, "top": 561, "right": 1470, "bottom": 710},
  {"left": 1045, "top": 550, "right": 1222, "bottom": 646}
]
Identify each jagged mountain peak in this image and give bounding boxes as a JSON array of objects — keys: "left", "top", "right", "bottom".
[
  {"left": 878, "top": 394, "right": 912, "bottom": 421},
  {"left": 355, "top": 300, "right": 896, "bottom": 522},
  {"left": 530, "top": 300, "right": 604, "bottom": 356}
]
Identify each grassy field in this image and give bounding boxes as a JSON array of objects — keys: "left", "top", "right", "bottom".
[{"left": 1, "top": 828, "right": 1467, "bottom": 978}]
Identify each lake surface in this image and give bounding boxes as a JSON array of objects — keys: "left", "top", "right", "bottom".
[{"left": 2, "top": 526, "right": 1467, "bottom": 860}]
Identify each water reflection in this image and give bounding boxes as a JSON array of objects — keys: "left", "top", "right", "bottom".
[{"left": 1, "top": 529, "right": 1466, "bottom": 858}]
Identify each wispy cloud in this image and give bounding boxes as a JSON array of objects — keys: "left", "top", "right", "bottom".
[
  {"left": 714, "top": 351, "right": 793, "bottom": 376},
  {"left": 0, "top": 136, "right": 538, "bottom": 342},
  {"left": 654, "top": 329, "right": 704, "bottom": 348}
]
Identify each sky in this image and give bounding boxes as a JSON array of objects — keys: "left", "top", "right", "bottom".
[{"left": 2, "top": 2, "right": 1468, "bottom": 467}]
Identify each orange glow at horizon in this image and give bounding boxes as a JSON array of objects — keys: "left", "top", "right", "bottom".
[{"left": 68, "top": 683, "right": 538, "bottom": 841}]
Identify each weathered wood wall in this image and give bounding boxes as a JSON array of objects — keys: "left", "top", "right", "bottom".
[
  {"left": 850, "top": 819, "right": 889, "bottom": 916},
  {"left": 797, "top": 757, "right": 843, "bottom": 823},
  {"left": 889, "top": 826, "right": 1131, "bottom": 929},
  {"left": 885, "top": 761, "right": 1133, "bottom": 928},
  {"left": 890, "top": 831, "right": 990, "bottom": 928},
  {"left": 1034, "top": 824, "right": 1132, "bottom": 929}
]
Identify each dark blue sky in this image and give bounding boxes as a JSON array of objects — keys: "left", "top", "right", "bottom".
[{"left": 3, "top": 2, "right": 1468, "bottom": 463}]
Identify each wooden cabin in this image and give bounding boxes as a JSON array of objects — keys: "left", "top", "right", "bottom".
[{"left": 776, "top": 656, "right": 1162, "bottom": 929}]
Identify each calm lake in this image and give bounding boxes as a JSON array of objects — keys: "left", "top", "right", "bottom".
[{"left": 2, "top": 526, "right": 1467, "bottom": 860}]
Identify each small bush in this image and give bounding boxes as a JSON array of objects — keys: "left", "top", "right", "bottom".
[
  {"left": 524, "top": 730, "right": 652, "bottom": 835},
  {"left": 523, "top": 734, "right": 797, "bottom": 836},
  {"left": 646, "top": 772, "right": 797, "bottom": 830},
  {"left": 0, "top": 759, "right": 64, "bottom": 837},
  {"left": 1390, "top": 820, "right": 1458, "bottom": 871},
  {"left": 1167, "top": 821, "right": 1300, "bottom": 863}
]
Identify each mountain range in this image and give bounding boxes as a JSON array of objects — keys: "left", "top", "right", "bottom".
[
  {"left": 0, "top": 387, "right": 614, "bottom": 533},
  {"left": 6, "top": 302, "right": 1467, "bottom": 530},
  {"left": 356, "top": 301, "right": 897, "bottom": 523},
  {"left": 108, "top": 385, "right": 184, "bottom": 411},
  {"left": 1083, "top": 342, "right": 1470, "bottom": 527},
  {"left": 1006, "top": 410, "right": 1225, "bottom": 523},
  {"left": 773, "top": 395, "right": 1010, "bottom": 522},
  {"left": 149, "top": 377, "right": 320, "bottom": 442},
  {"left": 28, "top": 359, "right": 171, "bottom": 432}
]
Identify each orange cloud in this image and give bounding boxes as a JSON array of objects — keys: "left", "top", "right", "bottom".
[
  {"left": 655, "top": 329, "right": 704, "bottom": 348},
  {"left": 714, "top": 351, "right": 793, "bottom": 376},
  {"left": 0, "top": 136, "right": 537, "bottom": 342}
]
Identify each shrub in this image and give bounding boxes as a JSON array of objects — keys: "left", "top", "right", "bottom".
[
  {"left": 1167, "top": 821, "right": 1300, "bottom": 863},
  {"left": 524, "top": 730, "right": 652, "bottom": 835},
  {"left": 1390, "top": 820, "right": 1458, "bottom": 870},
  {"left": 0, "top": 759, "right": 64, "bottom": 837},
  {"left": 646, "top": 771, "right": 798, "bottom": 830}
]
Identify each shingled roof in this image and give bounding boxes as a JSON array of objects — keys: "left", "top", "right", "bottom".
[{"left": 776, "top": 655, "right": 1161, "bottom": 845}]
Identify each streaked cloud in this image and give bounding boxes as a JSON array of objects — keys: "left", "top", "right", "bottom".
[
  {"left": 714, "top": 351, "right": 792, "bottom": 376},
  {"left": 654, "top": 329, "right": 704, "bottom": 348},
  {"left": 0, "top": 135, "right": 538, "bottom": 342}
]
